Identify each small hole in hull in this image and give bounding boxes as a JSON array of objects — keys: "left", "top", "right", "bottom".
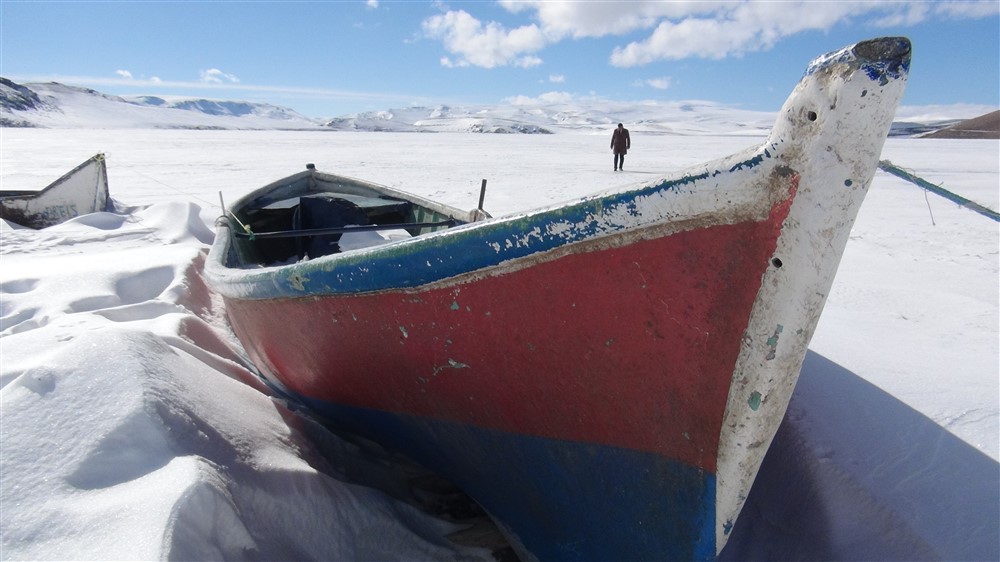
[{"left": 772, "top": 257, "right": 783, "bottom": 268}]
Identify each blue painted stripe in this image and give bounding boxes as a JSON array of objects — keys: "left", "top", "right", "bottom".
[
  {"left": 298, "top": 396, "right": 717, "bottom": 561},
  {"left": 805, "top": 37, "right": 910, "bottom": 84},
  {"left": 219, "top": 163, "right": 759, "bottom": 300}
]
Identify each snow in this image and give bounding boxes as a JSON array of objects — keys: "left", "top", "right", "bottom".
[{"left": 1, "top": 127, "right": 997, "bottom": 560}]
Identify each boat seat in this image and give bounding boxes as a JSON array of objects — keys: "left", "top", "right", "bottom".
[
  {"left": 293, "top": 194, "right": 370, "bottom": 259},
  {"left": 330, "top": 193, "right": 412, "bottom": 220}
]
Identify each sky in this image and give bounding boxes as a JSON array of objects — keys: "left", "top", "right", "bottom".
[{"left": 1, "top": 0, "right": 998, "bottom": 119}]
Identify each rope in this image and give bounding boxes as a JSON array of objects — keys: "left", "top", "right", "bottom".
[
  {"left": 113, "top": 158, "right": 244, "bottom": 242},
  {"left": 878, "top": 160, "right": 999, "bottom": 223},
  {"left": 113, "top": 159, "right": 221, "bottom": 210},
  {"left": 923, "top": 189, "right": 936, "bottom": 226}
]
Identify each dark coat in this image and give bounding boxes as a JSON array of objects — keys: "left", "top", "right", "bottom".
[{"left": 611, "top": 127, "right": 631, "bottom": 154}]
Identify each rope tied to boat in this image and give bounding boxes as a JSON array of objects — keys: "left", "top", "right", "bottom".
[
  {"left": 878, "top": 160, "right": 999, "bottom": 223},
  {"left": 229, "top": 212, "right": 255, "bottom": 240},
  {"left": 217, "top": 191, "right": 257, "bottom": 239}
]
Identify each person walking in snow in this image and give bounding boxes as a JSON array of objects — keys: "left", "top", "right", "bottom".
[{"left": 611, "top": 123, "right": 631, "bottom": 171}]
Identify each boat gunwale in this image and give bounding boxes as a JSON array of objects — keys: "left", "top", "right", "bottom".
[{"left": 205, "top": 141, "right": 787, "bottom": 301}]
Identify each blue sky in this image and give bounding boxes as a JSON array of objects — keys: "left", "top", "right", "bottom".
[{"left": 2, "top": 1, "right": 998, "bottom": 118}]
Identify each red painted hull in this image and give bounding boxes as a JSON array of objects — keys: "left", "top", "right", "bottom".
[{"left": 226, "top": 196, "right": 791, "bottom": 475}]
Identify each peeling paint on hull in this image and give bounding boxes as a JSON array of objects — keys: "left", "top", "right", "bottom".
[{"left": 226, "top": 196, "right": 793, "bottom": 465}]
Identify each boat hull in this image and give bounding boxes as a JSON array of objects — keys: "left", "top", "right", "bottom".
[
  {"left": 224, "top": 191, "right": 796, "bottom": 559},
  {"left": 207, "top": 37, "right": 911, "bottom": 561},
  {"left": 0, "top": 153, "right": 110, "bottom": 229}
]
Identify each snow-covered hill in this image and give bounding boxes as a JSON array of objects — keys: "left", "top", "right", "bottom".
[
  {"left": 1, "top": 80, "right": 324, "bottom": 130},
  {"left": 128, "top": 95, "right": 308, "bottom": 120},
  {"left": 0, "top": 78, "right": 777, "bottom": 134},
  {"left": 320, "top": 99, "right": 781, "bottom": 136},
  {"left": 1, "top": 77, "right": 995, "bottom": 135}
]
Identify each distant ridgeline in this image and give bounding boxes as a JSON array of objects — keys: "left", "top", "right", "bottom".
[{"left": 1, "top": 76, "right": 996, "bottom": 137}]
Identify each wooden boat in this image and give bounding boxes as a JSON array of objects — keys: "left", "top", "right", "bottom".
[
  {"left": 0, "top": 153, "right": 112, "bottom": 229},
  {"left": 205, "top": 37, "right": 910, "bottom": 560}
]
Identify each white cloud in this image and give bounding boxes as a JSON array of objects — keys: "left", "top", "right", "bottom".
[
  {"left": 504, "top": 91, "right": 576, "bottom": 105},
  {"left": 549, "top": 74, "right": 565, "bottom": 83},
  {"left": 934, "top": 0, "right": 1000, "bottom": 19},
  {"left": 515, "top": 55, "right": 543, "bottom": 68},
  {"left": 422, "top": 9, "right": 547, "bottom": 68},
  {"left": 871, "top": 0, "right": 999, "bottom": 26},
  {"left": 499, "top": 0, "right": 692, "bottom": 39},
  {"left": 115, "top": 70, "right": 163, "bottom": 83},
  {"left": 366, "top": 0, "right": 378, "bottom": 8},
  {"left": 868, "top": 2, "right": 930, "bottom": 27},
  {"left": 609, "top": 2, "right": 874, "bottom": 66},
  {"left": 200, "top": 69, "right": 240, "bottom": 84},
  {"left": 537, "top": 91, "right": 574, "bottom": 104},
  {"left": 504, "top": 95, "right": 538, "bottom": 105},
  {"left": 425, "top": 1, "right": 999, "bottom": 70},
  {"left": 646, "top": 77, "right": 671, "bottom": 90},
  {"left": 611, "top": 18, "right": 748, "bottom": 65}
]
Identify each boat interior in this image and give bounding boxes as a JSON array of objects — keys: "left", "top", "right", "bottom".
[{"left": 229, "top": 171, "right": 467, "bottom": 266}]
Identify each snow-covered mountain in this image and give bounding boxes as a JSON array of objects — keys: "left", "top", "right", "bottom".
[
  {"left": 1, "top": 78, "right": 994, "bottom": 135},
  {"left": 1, "top": 79, "right": 323, "bottom": 130},
  {"left": 319, "top": 99, "right": 783, "bottom": 136},
  {"left": 128, "top": 95, "right": 307, "bottom": 120}
]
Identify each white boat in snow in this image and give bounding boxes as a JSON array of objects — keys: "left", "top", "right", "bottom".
[{"left": 1, "top": 153, "right": 112, "bottom": 229}]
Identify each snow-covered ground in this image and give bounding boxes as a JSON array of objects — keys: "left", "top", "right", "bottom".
[{"left": 1, "top": 129, "right": 997, "bottom": 560}]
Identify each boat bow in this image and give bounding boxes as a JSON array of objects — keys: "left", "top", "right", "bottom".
[
  {"left": 204, "top": 37, "right": 911, "bottom": 561},
  {"left": 0, "top": 153, "right": 111, "bottom": 229},
  {"left": 715, "top": 36, "right": 910, "bottom": 550}
]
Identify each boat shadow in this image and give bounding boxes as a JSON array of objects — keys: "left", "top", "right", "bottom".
[{"left": 720, "top": 350, "right": 999, "bottom": 561}]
